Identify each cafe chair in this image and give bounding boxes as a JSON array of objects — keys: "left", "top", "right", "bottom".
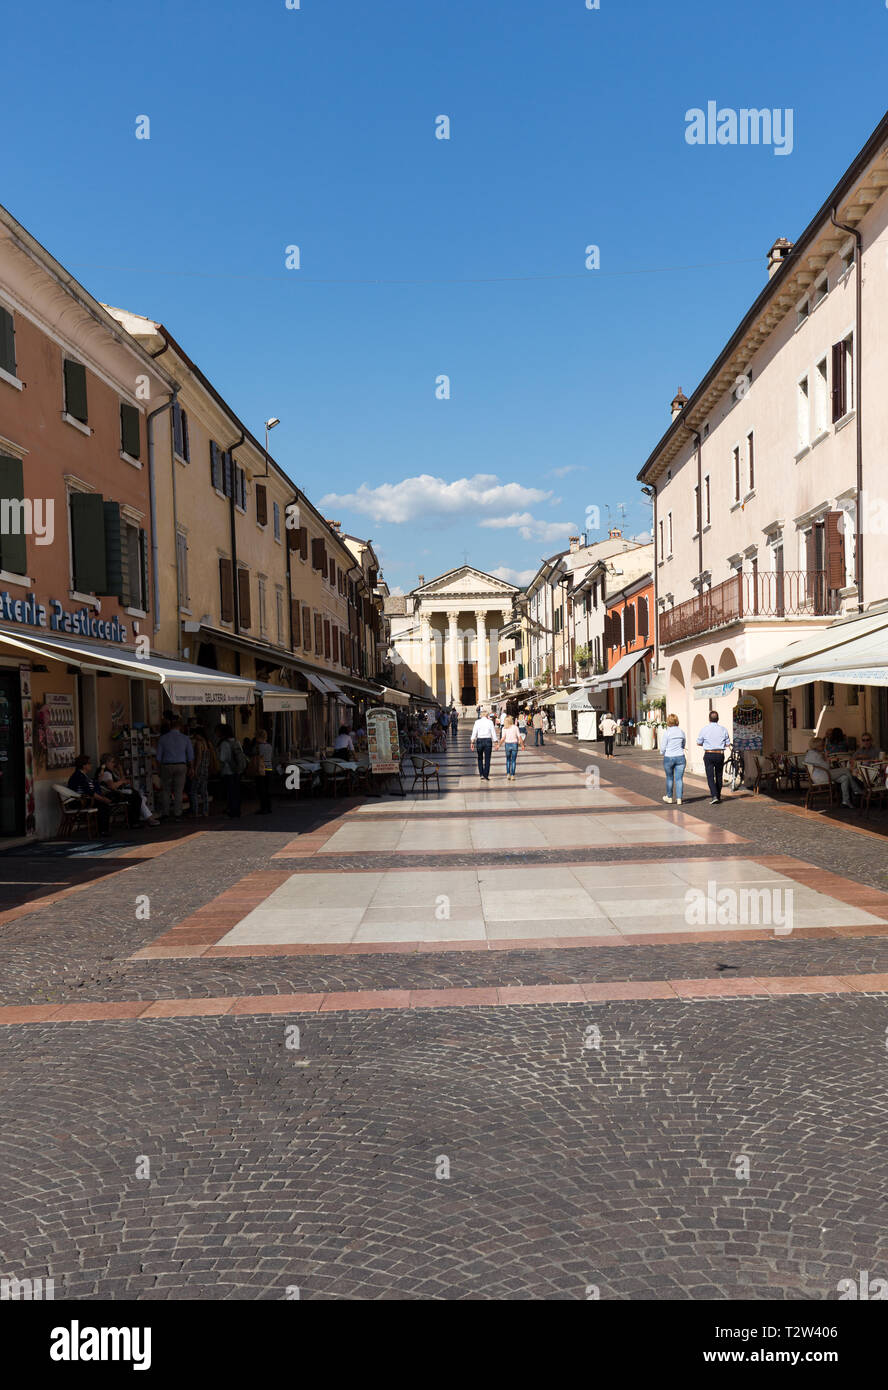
[
  {"left": 321, "top": 758, "right": 352, "bottom": 797},
  {"left": 54, "top": 785, "right": 99, "bottom": 839},
  {"left": 409, "top": 755, "right": 440, "bottom": 797},
  {"left": 858, "top": 763, "right": 888, "bottom": 818},
  {"left": 802, "top": 766, "right": 835, "bottom": 812}
]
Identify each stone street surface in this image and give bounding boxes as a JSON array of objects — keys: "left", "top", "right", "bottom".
[{"left": 1, "top": 737, "right": 887, "bottom": 1300}]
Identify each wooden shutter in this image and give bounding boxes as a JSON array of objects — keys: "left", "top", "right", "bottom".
[
  {"left": 329, "top": 560, "right": 336, "bottom": 589},
  {"left": 303, "top": 606, "right": 312, "bottom": 650},
  {"left": 102, "top": 501, "right": 126, "bottom": 601},
  {"left": 625, "top": 604, "right": 636, "bottom": 644},
  {"left": 831, "top": 341, "right": 846, "bottom": 421},
  {"left": 286, "top": 523, "right": 299, "bottom": 552},
  {"left": 238, "top": 569, "right": 251, "bottom": 626},
  {"left": 805, "top": 527, "right": 817, "bottom": 585},
  {"left": 255, "top": 484, "right": 268, "bottom": 526},
  {"left": 64, "top": 359, "right": 88, "bottom": 423},
  {"left": 637, "top": 596, "right": 649, "bottom": 639},
  {"left": 237, "top": 467, "right": 246, "bottom": 509},
  {"left": 290, "top": 599, "right": 300, "bottom": 647},
  {"left": 120, "top": 402, "right": 141, "bottom": 459},
  {"left": 173, "top": 402, "right": 189, "bottom": 460},
  {"left": 222, "top": 451, "right": 233, "bottom": 499},
  {"left": 0, "top": 307, "right": 15, "bottom": 376},
  {"left": 311, "top": 537, "right": 326, "bottom": 573},
  {"left": 210, "top": 441, "right": 223, "bottom": 491},
  {"left": 70, "top": 492, "right": 107, "bottom": 593},
  {"left": 0, "top": 454, "right": 27, "bottom": 575},
  {"left": 323, "top": 619, "right": 331, "bottom": 658},
  {"left": 219, "top": 557, "right": 234, "bottom": 622},
  {"left": 140, "top": 529, "right": 150, "bottom": 612},
  {"left": 314, "top": 613, "right": 323, "bottom": 652},
  {"left": 825, "top": 511, "right": 846, "bottom": 590},
  {"left": 299, "top": 527, "right": 308, "bottom": 560}
]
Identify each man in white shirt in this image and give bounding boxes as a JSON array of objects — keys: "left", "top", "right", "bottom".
[{"left": 471, "top": 710, "right": 497, "bottom": 780}]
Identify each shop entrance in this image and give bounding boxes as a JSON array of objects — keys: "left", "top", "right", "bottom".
[{"left": 0, "top": 672, "right": 25, "bottom": 837}]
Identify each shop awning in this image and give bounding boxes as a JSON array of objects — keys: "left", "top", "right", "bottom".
[
  {"left": 254, "top": 681, "right": 308, "bottom": 712},
  {"left": 378, "top": 686, "right": 411, "bottom": 706},
  {"left": 693, "top": 608, "right": 888, "bottom": 698},
  {"left": 568, "top": 687, "right": 603, "bottom": 711},
  {"left": 540, "top": 689, "right": 570, "bottom": 706},
  {"left": 595, "top": 647, "right": 651, "bottom": 691},
  {"left": 0, "top": 627, "right": 255, "bottom": 704},
  {"left": 304, "top": 671, "right": 341, "bottom": 695}
]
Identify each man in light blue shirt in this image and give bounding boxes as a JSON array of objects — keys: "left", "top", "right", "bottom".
[
  {"left": 696, "top": 710, "right": 731, "bottom": 804},
  {"left": 155, "top": 714, "right": 194, "bottom": 821}
]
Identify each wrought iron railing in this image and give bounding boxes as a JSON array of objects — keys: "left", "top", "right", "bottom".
[{"left": 659, "top": 570, "right": 838, "bottom": 646}]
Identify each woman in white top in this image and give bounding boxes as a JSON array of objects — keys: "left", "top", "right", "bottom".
[{"left": 496, "top": 715, "right": 524, "bottom": 780}]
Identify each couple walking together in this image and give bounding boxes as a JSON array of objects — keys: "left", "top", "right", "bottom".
[
  {"left": 471, "top": 711, "right": 525, "bottom": 780},
  {"left": 660, "top": 710, "right": 731, "bottom": 805}
]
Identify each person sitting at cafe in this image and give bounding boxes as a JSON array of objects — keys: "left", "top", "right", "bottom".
[
  {"left": 852, "top": 731, "right": 882, "bottom": 763},
  {"left": 804, "top": 738, "right": 858, "bottom": 809},
  {"left": 333, "top": 724, "right": 355, "bottom": 755},
  {"left": 825, "top": 726, "right": 850, "bottom": 754},
  {"left": 67, "top": 754, "right": 114, "bottom": 835},
  {"left": 99, "top": 754, "right": 158, "bottom": 827}
]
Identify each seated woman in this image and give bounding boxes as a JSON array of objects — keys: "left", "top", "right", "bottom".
[
  {"left": 805, "top": 738, "right": 859, "bottom": 809},
  {"left": 333, "top": 724, "right": 355, "bottom": 756},
  {"left": 825, "top": 726, "right": 849, "bottom": 755},
  {"left": 67, "top": 754, "right": 114, "bottom": 835},
  {"left": 100, "top": 754, "right": 158, "bottom": 827}
]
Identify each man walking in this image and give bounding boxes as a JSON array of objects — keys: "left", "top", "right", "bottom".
[
  {"left": 155, "top": 713, "right": 194, "bottom": 822},
  {"left": 696, "top": 709, "right": 731, "bottom": 804},
  {"left": 600, "top": 711, "right": 617, "bottom": 759},
  {"left": 532, "top": 708, "right": 545, "bottom": 747},
  {"left": 471, "top": 708, "right": 496, "bottom": 780}
]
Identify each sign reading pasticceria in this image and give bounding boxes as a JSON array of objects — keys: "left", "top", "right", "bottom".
[{"left": 0, "top": 593, "right": 129, "bottom": 643}]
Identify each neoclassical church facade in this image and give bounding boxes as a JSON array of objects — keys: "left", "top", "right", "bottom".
[{"left": 384, "top": 566, "right": 519, "bottom": 708}]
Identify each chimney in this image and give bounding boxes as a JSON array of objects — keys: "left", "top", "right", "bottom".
[
  {"left": 417, "top": 574, "right": 425, "bottom": 586},
  {"left": 767, "top": 237, "right": 793, "bottom": 279},
  {"left": 608, "top": 525, "right": 622, "bottom": 540},
  {"left": 325, "top": 518, "right": 342, "bottom": 532},
  {"left": 569, "top": 536, "right": 580, "bottom": 553},
  {"left": 670, "top": 388, "right": 688, "bottom": 420}
]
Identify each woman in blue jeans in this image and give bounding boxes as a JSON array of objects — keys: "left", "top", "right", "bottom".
[
  {"left": 661, "top": 713, "right": 687, "bottom": 804},
  {"left": 497, "top": 716, "right": 524, "bottom": 780}
]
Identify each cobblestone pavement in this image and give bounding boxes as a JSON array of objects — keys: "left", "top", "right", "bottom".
[{"left": 1, "top": 740, "right": 886, "bottom": 1299}]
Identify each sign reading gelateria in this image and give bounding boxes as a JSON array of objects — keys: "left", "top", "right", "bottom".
[
  {"left": 0, "top": 592, "right": 128, "bottom": 643},
  {"left": 166, "top": 681, "right": 254, "bottom": 707}
]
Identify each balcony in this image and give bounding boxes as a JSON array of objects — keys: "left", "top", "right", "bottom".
[{"left": 659, "top": 571, "right": 839, "bottom": 647}]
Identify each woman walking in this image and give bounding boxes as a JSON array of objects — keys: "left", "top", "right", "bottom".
[
  {"left": 497, "top": 715, "right": 524, "bottom": 780},
  {"left": 661, "top": 713, "right": 687, "bottom": 805}
]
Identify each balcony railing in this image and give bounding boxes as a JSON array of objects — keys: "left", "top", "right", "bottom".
[{"left": 659, "top": 570, "right": 839, "bottom": 647}]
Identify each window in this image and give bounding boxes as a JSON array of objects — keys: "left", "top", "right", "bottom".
[
  {"left": 311, "top": 537, "right": 327, "bottom": 574},
  {"left": 0, "top": 305, "right": 16, "bottom": 378},
  {"left": 797, "top": 299, "right": 809, "bottom": 328},
  {"left": 210, "top": 441, "right": 223, "bottom": 491},
  {"left": 658, "top": 520, "right": 664, "bottom": 561},
  {"left": 303, "top": 605, "right": 312, "bottom": 651},
  {"left": 812, "top": 273, "right": 828, "bottom": 307},
  {"left": 176, "top": 531, "right": 189, "bottom": 607},
  {"left": 219, "top": 558, "right": 234, "bottom": 622},
  {"left": 667, "top": 512, "right": 673, "bottom": 556},
  {"left": 273, "top": 501, "right": 281, "bottom": 542},
  {"left": 803, "top": 683, "right": 816, "bottom": 729},
  {"left": 693, "top": 484, "right": 700, "bottom": 534},
  {"left": 323, "top": 619, "right": 331, "bottom": 659},
  {"left": 831, "top": 334, "right": 853, "bottom": 421},
  {"left": 314, "top": 612, "right": 323, "bottom": 653},
  {"left": 814, "top": 358, "right": 828, "bottom": 435},
  {"left": 732, "top": 446, "right": 741, "bottom": 501},
  {"left": 703, "top": 474, "right": 711, "bottom": 526},
  {"left": 237, "top": 568, "right": 251, "bottom": 627},
  {"left": 841, "top": 243, "right": 855, "bottom": 275},
  {"left": 797, "top": 376, "right": 810, "bottom": 449},
  {"left": 255, "top": 484, "right": 268, "bottom": 526},
  {"left": 120, "top": 402, "right": 141, "bottom": 461},
  {"left": 0, "top": 454, "right": 27, "bottom": 575},
  {"left": 63, "top": 358, "right": 88, "bottom": 424},
  {"left": 258, "top": 577, "right": 267, "bottom": 635},
  {"left": 173, "top": 402, "right": 190, "bottom": 462},
  {"left": 746, "top": 432, "right": 754, "bottom": 493},
  {"left": 123, "top": 520, "right": 148, "bottom": 610},
  {"left": 275, "top": 587, "right": 283, "bottom": 644}
]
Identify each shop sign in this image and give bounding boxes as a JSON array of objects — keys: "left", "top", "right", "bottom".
[
  {"left": 366, "top": 705, "right": 401, "bottom": 774},
  {"left": 0, "top": 592, "right": 128, "bottom": 643},
  {"left": 166, "top": 681, "right": 253, "bottom": 706}
]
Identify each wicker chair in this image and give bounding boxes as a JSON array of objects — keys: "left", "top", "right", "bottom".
[
  {"left": 54, "top": 785, "right": 99, "bottom": 839},
  {"left": 409, "top": 755, "right": 440, "bottom": 796},
  {"left": 858, "top": 763, "right": 888, "bottom": 818},
  {"left": 321, "top": 759, "right": 352, "bottom": 797},
  {"left": 802, "top": 766, "right": 835, "bottom": 812}
]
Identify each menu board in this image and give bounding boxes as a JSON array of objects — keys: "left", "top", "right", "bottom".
[
  {"left": 366, "top": 706, "right": 401, "bottom": 774},
  {"left": 732, "top": 694, "right": 763, "bottom": 751},
  {"left": 43, "top": 693, "right": 77, "bottom": 769}
]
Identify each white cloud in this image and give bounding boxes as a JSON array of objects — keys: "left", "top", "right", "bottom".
[
  {"left": 546, "top": 465, "right": 586, "bottom": 479},
  {"left": 319, "top": 473, "right": 551, "bottom": 525},
  {"left": 632, "top": 530, "right": 653, "bottom": 543},
  {"left": 479, "top": 513, "right": 578, "bottom": 543},
  {"left": 490, "top": 565, "right": 537, "bottom": 586},
  {"left": 387, "top": 584, "right": 405, "bottom": 596}
]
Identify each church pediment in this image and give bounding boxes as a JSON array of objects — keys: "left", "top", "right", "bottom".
[{"left": 413, "top": 565, "right": 518, "bottom": 599}]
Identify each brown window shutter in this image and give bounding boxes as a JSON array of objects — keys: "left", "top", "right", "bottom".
[
  {"left": 286, "top": 524, "right": 298, "bottom": 552},
  {"left": 298, "top": 527, "right": 308, "bottom": 560},
  {"left": 825, "top": 511, "right": 846, "bottom": 589},
  {"left": 625, "top": 604, "right": 636, "bottom": 644},
  {"left": 314, "top": 613, "right": 323, "bottom": 652},
  {"left": 290, "top": 599, "right": 300, "bottom": 646},
  {"left": 831, "top": 341, "right": 846, "bottom": 421},
  {"left": 311, "top": 537, "right": 326, "bottom": 574},
  {"left": 805, "top": 526, "right": 817, "bottom": 584},
  {"left": 256, "top": 484, "right": 268, "bottom": 526},
  {"left": 323, "top": 620, "right": 331, "bottom": 658},
  {"left": 329, "top": 560, "right": 336, "bottom": 589},
  {"left": 638, "top": 596, "right": 649, "bottom": 639},
  {"left": 302, "top": 605, "right": 311, "bottom": 650},
  {"left": 219, "top": 558, "right": 234, "bottom": 622},
  {"left": 238, "top": 569, "right": 251, "bottom": 627}
]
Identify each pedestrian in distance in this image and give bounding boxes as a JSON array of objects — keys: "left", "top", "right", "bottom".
[
  {"left": 600, "top": 711, "right": 617, "bottom": 759},
  {"left": 254, "top": 727, "right": 274, "bottom": 815},
  {"left": 471, "top": 708, "right": 497, "bottom": 780},
  {"left": 497, "top": 714, "right": 525, "bottom": 780},
  {"left": 696, "top": 709, "right": 731, "bottom": 803},
  {"left": 190, "top": 729, "right": 211, "bottom": 817},
  {"left": 449, "top": 707, "right": 458, "bottom": 740},
  {"left": 155, "top": 713, "right": 194, "bottom": 822},
  {"left": 532, "top": 708, "right": 545, "bottom": 747},
  {"left": 661, "top": 713, "right": 687, "bottom": 805},
  {"left": 215, "top": 722, "right": 247, "bottom": 818}
]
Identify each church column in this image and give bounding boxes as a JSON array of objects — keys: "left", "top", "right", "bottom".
[
  {"left": 420, "top": 613, "right": 434, "bottom": 697},
  {"left": 475, "top": 610, "right": 488, "bottom": 705},
  {"left": 447, "top": 610, "right": 460, "bottom": 705}
]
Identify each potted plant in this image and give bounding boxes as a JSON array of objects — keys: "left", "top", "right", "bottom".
[{"left": 574, "top": 644, "right": 591, "bottom": 677}]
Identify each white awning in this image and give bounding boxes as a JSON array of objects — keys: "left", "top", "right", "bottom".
[
  {"left": 0, "top": 627, "right": 255, "bottom": 704},
  {"left": 540, "top": 689, "right": 570, "bottom": 706},
  {"left": 595, "top": 647, "right": 651, "bottom": 691},
  {"left": 254, "top": 681, "right": 308, "bottom": 712},
  {"left": 568, "top": 687, "right": 603, "bottom": 711},
  {"left": 693, "top": 608, "right": 888, "bottom": 698},
  {"left": 379, "top": 687, "right": 411, "bottom": 706}
]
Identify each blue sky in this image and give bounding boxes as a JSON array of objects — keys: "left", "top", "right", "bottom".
[{"left": 4, "top": 0, "right": 887, "bottom": 590}]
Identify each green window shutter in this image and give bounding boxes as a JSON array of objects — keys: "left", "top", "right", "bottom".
[
  {"left": 140, "top": 529, "right": 150, "bottom": 612},
  {"left": 64, "top": 359, "right": 88, "bottom": 423},
  {"left": 222, "top": 451, "right": 233, "bottom": 499},
  {"left": 102, "top": 501, "right": 126, "bottom": 600},
  {"left": 0, "top": 454, "right": 27, "bottom": 575},
  {"left": 210, "top": 441, "right": 222, "bottom": 490},
  {"left": 70, "top": 492, "right": 107, "bottom": 593},
  {"left": 0, "top": 307, "right": 15, "bottom": 376},
  {"left": 120, "top": 402, "right": 141, "bottom": 459}
]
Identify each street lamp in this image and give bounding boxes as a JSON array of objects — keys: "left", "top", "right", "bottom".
[{"left": 265, "top": 417, "right": 280, "bottom": 455}]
